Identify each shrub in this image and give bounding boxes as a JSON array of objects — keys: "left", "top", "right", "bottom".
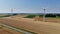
[{"left": 45, "top": 14, "right": 56, "bottom": 17}]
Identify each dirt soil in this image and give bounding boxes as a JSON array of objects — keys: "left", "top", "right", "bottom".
[
  {"left": 0, "top": 16, "right": 60, "bottom": 34},
  {"left": 0, "top": 23, "right": 23, "bottom": 34},
  {"left": 0, "top": 28, "right": 11, "bottom": 34},
  {"left": 36, "top": 17, "right": 60, "bottom": 23}
]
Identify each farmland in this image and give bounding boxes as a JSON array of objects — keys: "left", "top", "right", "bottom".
[
  {"left": 0, "top": 25, "right": 23, "bottom": 34},
  {"left": 25, "top": 14, "right": 60, "bottom": 23},
  {"left": 0, "top": 14, "right": 60, "bottom": 34}
]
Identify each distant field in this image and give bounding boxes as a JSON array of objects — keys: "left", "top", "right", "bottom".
[
  {"left": 0, "top": 15, "right": 60, "bottom": 34},
  {"left": 25, "top": 14, "right": 60, "bottom": 18},
  {"left": 25, "top": 14, "right": 60, "bottom": 23},
  {"left": 0, "top": 15, "right": 7, "bottom": 18},
  {"left": 0, "top": 14, "right": 11, "bottom": 18},
  {"left": 0, "top": 16, "right": 4, "bottom": 18}
]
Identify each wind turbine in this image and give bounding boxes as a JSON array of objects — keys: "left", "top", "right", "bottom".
[
  {"left": 56, "top": 13, "right": 58, "bottom": 23},
  {"left": 43, "top": 8, "right": 46, "bottom": 22},
  {"left": 11, "top": 8, "right": 13, "bottom": 16}
]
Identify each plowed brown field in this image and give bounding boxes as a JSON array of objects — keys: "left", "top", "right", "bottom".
[
  {"left": 0, "top": 16, "right": 60, "bottom": 34},
  {"left": 35, "top": 17, "right": 60, "bottom": 23},
  {"left": 0, "top": 26, "right": 22, "bottom": 34},
  {"left": 0, "top": 28, "right": 11, "bottom": 34}
]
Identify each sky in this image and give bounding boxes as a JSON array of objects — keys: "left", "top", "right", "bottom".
[{"left": 0, "top": 0, "right": 60, "bottom": 13}]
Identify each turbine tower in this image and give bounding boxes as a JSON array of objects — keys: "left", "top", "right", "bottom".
[
  {"left": 56, "top": 14, "right": 58, "bottom": 23},
  {"left": 43, "top": 8, "right": 46, "bottom": 22},
  {"left": 11, "top": 8, "right": 13, "bottom": 16}
]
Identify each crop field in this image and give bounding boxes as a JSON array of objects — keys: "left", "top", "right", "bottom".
[
  {"left": 36, "top": 17, "right": 60, "bottom": 23},
  {"left": 0, "top": 14, "right": 60, "bottom": 34},
  {"left": 25, "top": 14, "right": 60, "bottom": 23},
  {"left": 0, "top": 25, "right": 23, "bottom": 34},
  {"left": 0, "top": 18, "right": 36, "bottom": 34}
]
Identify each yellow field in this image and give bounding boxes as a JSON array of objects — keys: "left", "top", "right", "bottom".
[{"left": 0, "top": 15, "right": 60, "bottom": 34}]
